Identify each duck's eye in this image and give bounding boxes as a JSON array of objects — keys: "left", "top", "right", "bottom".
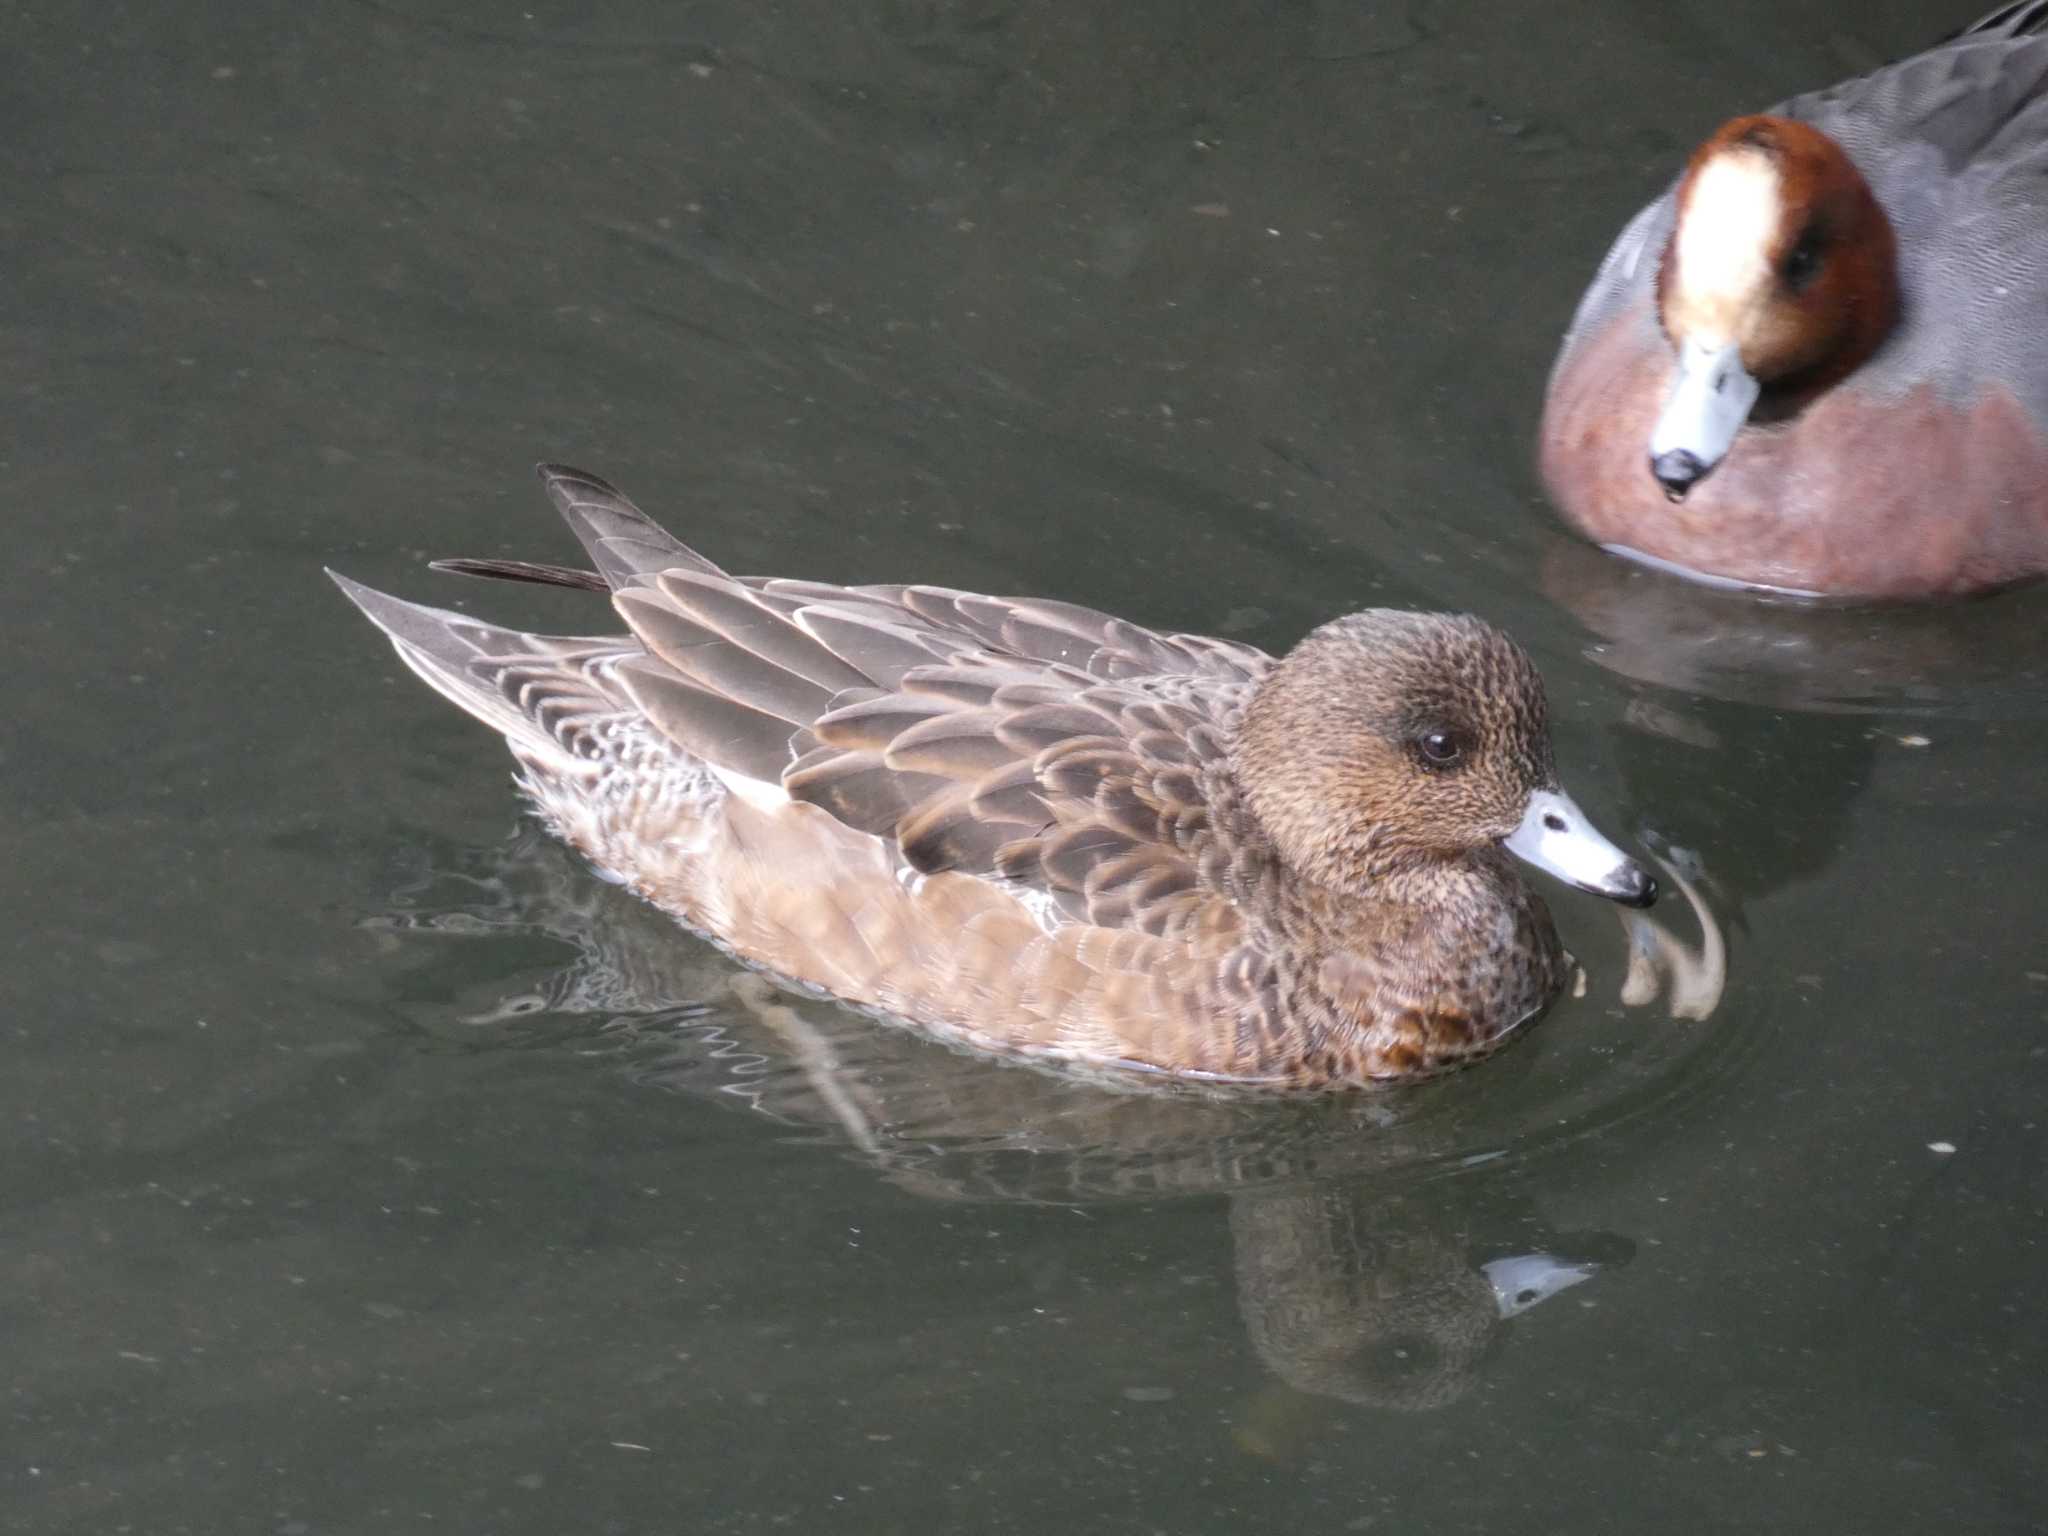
[
  {"left": 1414, "top": 729, "right": 1466, "bottom": 770},
  {"left": 1781, "top": 233, "right": 1824, "bottom": 294}
]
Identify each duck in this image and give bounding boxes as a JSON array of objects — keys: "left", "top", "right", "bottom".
[
  {"left": 1539, "top": 1, "right": 2048, "bottom": 599},
  {"left": 331, "top": 464, "right": 1654, "bottom": 1089}
]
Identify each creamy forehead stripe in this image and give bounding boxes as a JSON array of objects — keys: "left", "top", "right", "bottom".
[{"left": 1674, "top": 150, "right": 1781, "bottom": 315}]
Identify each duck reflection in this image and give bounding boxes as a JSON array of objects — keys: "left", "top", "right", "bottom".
[
  {"left": 1227, "top": 1182, "right": 1619, "bottom": 1412},
  {"left": 1541, "top": 537, "right": 2048, "bottom": 718},
  {"left": 1538, "top": 537, "right": 2048, "bottom": 938},
  {"left": 369, "top": 824, "right": 1638, "bottom": 1413}
]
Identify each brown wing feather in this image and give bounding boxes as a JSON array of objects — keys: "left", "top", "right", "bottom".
[
  {"left": 647, "top": 572, "right": 876, "bottom": 693},
  {"left": 883, "top": 712, "right": 1024, "bottom": 777},
  {"left": 616, "top": 587, "right": 844, "bottom": 729},
  {"left": 777, "top": 654, "right": 1259, "bottom": 949},
  {"left": 611, "top": 657, "right": 808, "bottom": 778}
]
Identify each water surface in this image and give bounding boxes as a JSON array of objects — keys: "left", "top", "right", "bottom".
[{"left": 9, "top": 1, "right": 2046, "bottom": 1531}]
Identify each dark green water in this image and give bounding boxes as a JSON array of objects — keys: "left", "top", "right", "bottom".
[{"left": 9, "top": 1, "right": 2046, "bottom": 1531}]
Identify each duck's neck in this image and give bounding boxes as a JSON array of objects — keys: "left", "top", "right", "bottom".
[
  {"left": 1302, "top": 850, "right": 1566, "bottom": 1008},
  {"left": 1359, "top": 847, "right": 1515, "bottom": 912}
]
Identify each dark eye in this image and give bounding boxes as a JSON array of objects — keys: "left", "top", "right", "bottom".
[
  {"left": 1781, "top": 232, "right": 1823, "bottom": 293},
  {"left": 1415, "top": 729, "right": 1465, "bottom": 769}
]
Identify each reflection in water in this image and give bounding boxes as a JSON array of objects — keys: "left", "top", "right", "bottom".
[
  {"left": 369, "top": 826, "right": 1643, "bottom": 1413},
  {"left": 1620, "top": 847, "right": 1724, "bottom": 1021},
  {"left": 1228, "top": 1183, "right": 1609, "bottom": 1412},
  {"left": 1542, "top": 537, "right": 2048, "bottom": 719},
  {"left": 1536, "top": 537, "right": 2048, "bottom": 924}
]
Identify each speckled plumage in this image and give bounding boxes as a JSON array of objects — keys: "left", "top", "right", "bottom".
[{"left": 334, "top": 465, "right": 1598, "bottom": 1089}]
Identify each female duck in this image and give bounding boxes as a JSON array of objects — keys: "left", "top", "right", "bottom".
[
  {"left": 1541, "top": 3, "right": 2048, "bottom": 598},
  {"left": 334, "top": 466, "right": 1652, "bottom": 1089}
]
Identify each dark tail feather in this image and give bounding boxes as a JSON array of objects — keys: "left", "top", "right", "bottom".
[{"left": 431, "top": 557, "right": 611, "bottom": 592}]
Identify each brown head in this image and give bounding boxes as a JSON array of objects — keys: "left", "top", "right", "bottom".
[
  {"left": 1650, "top": 114, "right": 1900, "bottom": 499},
  {"left": 1232, "top": 611, "right": 1654, "bottom": 906}
]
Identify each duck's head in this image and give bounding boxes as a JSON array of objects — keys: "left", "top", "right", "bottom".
[
  {"left": 1650, "top": 113, "right": 1900, "bottom": 500},
  {"left": 1235, "top": 611, "right": 1655, "bottom": 907}
]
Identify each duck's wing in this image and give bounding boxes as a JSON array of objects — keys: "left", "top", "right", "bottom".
[
  {"left": 474, "top": 467, "right": 1273, "bottom": 940},
  {"left": 623, "top": 577, "right": 1268, "bottom": 939},
  {"left": 785, "top": 658, "right": 1268, "bottom": 943}
]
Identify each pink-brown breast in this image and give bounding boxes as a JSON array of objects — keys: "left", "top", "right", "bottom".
[{"left": 1540, "top": 296, "right": 2048, "bottom": 599}]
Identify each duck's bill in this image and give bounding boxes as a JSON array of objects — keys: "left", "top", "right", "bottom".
[
  {"left": 1504, "top": 789, "right": 1657, "bottom": 907},
  {"left": 1482, "top": 1253, "right": 1601, "bottom": 1319},
  {"left": 1648, "top": 336, "right": 1759, "bottom": 500}
]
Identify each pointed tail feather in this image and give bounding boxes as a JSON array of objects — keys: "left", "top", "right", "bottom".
[
  {"left": 327, "top": 570, "right": 632, "bottom": 763},
  {"left": 536, "top": 463, "right": 727, "bottom": 590}
]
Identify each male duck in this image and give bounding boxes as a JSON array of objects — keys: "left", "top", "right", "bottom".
[
  {"left": 333, "top": 466, "right": 1653, "bottom": 1089},
  {"left": 1541, "top": 1, "right": 2048, "bottom": 599}
]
